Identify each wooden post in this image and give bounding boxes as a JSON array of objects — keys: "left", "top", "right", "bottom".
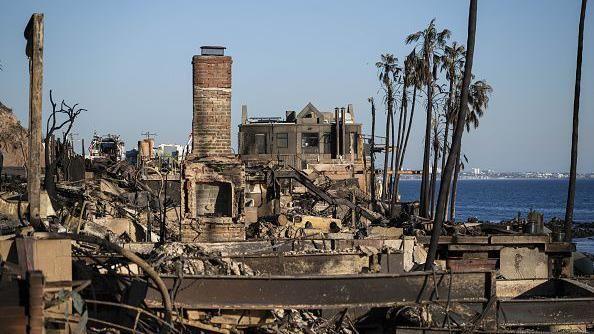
[{"left": 24, "top": 14, "right": 44, "bottom": 229}]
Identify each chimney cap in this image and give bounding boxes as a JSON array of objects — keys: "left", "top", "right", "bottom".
[{"left": 200, "top": 46, "right": 226, "bottom": 56}]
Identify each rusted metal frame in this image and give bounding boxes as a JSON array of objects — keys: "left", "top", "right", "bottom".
[
  {"left": 144, "top": 271, "right": 492, "bottom": 310},
  {"left": 87, "top": 317, "right": 147, "bottom": 334},
  {"left": 63, "top": 233, "right": 174, "bottom": 330},
  {"left": 44, "top": 279, "right": 92, "bottom": 310},
  {"left": 73, "top": 244, "right": 138, "bottom": 281},
  {"left": 133, "top": 310, "right": 142, "bottom": 332},
  {"left": 441, "top": 271, "right": 454, "bottom": 329},
  {"left": 464, "top": 294, "right": 498, "bottom": 332},
  {"left": 496, "top": 298, "right": 594, "bottom": 326},
  {"left": 85, "top": 299, "right": 179, "bottom": 333}
]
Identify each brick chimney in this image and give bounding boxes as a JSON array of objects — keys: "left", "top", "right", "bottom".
[{"left": 191, "top": 46, "right": 232, "bottom": 158}]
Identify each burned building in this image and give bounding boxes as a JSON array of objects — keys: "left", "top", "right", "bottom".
[
  {"left": 238, "top": 103, "right": 364, "bottom": 169},
  {"left": 180, "top": 46, "right": 245, "bottom": 242}
]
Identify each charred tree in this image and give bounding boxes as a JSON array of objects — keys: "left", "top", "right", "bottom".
[{"left": 44, "top": 90, "right": 85, "bottom": 201}]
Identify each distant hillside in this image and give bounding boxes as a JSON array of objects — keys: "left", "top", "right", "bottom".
[{"left": 0, "top": 100, "right": 28, "bottom": 167}]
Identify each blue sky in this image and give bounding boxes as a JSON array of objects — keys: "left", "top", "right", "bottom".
[{"left": 0, "top": 1, "right": 592, "bottom": 172}]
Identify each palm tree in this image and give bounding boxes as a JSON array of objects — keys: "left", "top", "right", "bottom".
[
  {"left": 425, "top": 0, "right": 477, "bottom": 270},
  {"left": 449, "top": 79, "right": 493, "bottom": 221},
  {"left": 466, "top": 80, "right": 493, "bottom": 131},
  {"left": 391, "top": 50, "right": 425, "bottom": 204},
  {"left": 376, "top": 54, "right": 401, "bottom": 201},
  {"left": 565, "top": 0, "right": 588, "bottom": 241},
  {"left": 406, "top": 19, "right": 451, "bottom": 218},
  {"left": 439, "top": 42, "right": 465, "bottom": 219}
]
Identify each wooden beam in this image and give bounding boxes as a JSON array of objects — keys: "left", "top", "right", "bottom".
[{"left": 24, "top": 13, "right": 44, "bottom": 229}]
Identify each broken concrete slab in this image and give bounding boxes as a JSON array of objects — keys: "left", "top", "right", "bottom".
[
  {"left": 500, "top": 247, "right": 548, "bottom": 279},
  {"left": 367, "top": 226, "right": 403, "bottom": 239}
]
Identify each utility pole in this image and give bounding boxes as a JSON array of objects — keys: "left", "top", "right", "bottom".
[
  {"left": 24, "top": 13, "right": 44, "bottom": 230},
  {"left": 142, "top": 131, "right": 157, "bottom": 140},
  {"left": 69, "top": 132, "right": 79, "bottom": 155}
]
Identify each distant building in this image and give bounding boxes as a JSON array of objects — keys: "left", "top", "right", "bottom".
[
  {"left": 88, "top": 133, "right": 125, "bottom": 161},
  {"left": 238, "top": 103, "right": 363, "bottom": 169}
]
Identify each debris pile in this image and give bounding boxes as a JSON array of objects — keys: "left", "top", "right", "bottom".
[
  {"left": 147, "top": 242, "right": 257, "bottom": 275},
  {"left": 257, "top": 309, "right": 357, "bottom": 334}
]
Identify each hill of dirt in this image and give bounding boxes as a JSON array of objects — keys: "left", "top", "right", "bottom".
[{"left": 0, "top": 100, "right": 28, "bottom": 168}]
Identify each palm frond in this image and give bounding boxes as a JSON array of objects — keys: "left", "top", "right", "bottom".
[{"left": 405, "top": 31, "right": 423, "bottom": 45}]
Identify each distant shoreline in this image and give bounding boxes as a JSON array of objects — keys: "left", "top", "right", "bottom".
[{"left": 400, "top": 177, "right": 594, "bottom": 181}]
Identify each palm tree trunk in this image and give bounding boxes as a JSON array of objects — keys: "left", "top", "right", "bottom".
[
  {"left": 389, "top": 98, "right": 396, "bottom": 202},
  {"left": 441, "top": 122, "right": 450, "bottom": 218},
  {"left": 425, "top": 0, "right": 477, "bottom": 270},
  {"left": 441, "top": 123, "right": 450, "bottom": 181},
  {"left": 441, "top": 75, "right": 454, "bottom": 219},
  {"left": 420, "top": 79, "right": 433, "bottom": 218},
  {"left": 449, "top": 149, "right": 461, "bottom": 222},
  {"left": 396, "top": 86, "right": 417, "bottom": 202},
  {"left": 382, "top": 90, "right": 392, "bottom": 200},
  {"left": 429, "top": 127, "right": 439, "bottom": 218},
  {"left": 392, "top": 85, "right": 408, "bottom": 204},
  {"left": 564, "top": 0, "right": 587, "bottom": 242}
]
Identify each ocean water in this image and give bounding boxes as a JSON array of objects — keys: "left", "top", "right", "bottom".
[
  {"left": 398, "top": 178, "right": 594, "bottom": 223},
  {"left": 398, "top": 178, "right": 594, "bottom": 254}
]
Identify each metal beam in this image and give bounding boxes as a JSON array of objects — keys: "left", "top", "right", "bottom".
[
  {"left": 144, "top": 271, "right": 493, "bottom": 310},
  {"left": 498, "top": 298, "right": 594, "bottom": 326}
]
